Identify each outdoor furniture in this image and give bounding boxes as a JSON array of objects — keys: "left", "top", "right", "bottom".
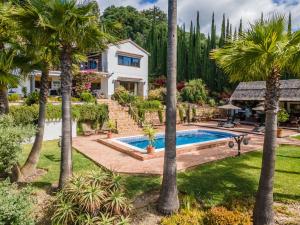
[
  {"left": 223, "top": 122, "right": 235, "bottom": 128},
  {"left": 232, "top": 118, "right": 240, "bottom": 127},
  {"left": 252, "top": 125, "right": 265, "bottom": 133},
  {"left": 290, "top": 117, "right": 299, "bottom": 127}
]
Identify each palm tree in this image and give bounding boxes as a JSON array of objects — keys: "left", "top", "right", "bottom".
[
  {"left": 211, "top": 16, "right": 300, "bottom": 225},
  {"left": 0, "top": 49, "right": 18, "bottom": 114},
  {"left": 30, "top": 0, "right": 109, "bottom": 188},
  {"left": 11, "top": 0, "right": 59, "bottom": 178},
  {"left": 0, "top": 2, "right": 18, "bottom": 114},
  {"left": 157, "top": 0, "right": 179, "bottom": 215}
]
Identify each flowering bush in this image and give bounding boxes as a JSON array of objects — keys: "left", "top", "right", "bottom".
[{"left": 73, "top": 72, "right": 98, "bottom": 96}]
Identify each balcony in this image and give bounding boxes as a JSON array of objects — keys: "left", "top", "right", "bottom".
[{"left": 80, "top": 54, "right": 108, "bottom": 77}]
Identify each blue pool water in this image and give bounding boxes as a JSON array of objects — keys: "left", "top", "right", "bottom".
[{"left": 115, "top": 130, "right": 236, "bottom": 152}]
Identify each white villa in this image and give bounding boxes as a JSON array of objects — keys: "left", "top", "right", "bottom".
[{"left": 10, "top": 39, "right": 149, "bottom": 99}]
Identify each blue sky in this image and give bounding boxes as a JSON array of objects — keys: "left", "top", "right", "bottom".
[{"left": 98, "top": 0, "right": 300, "bottom": 33}]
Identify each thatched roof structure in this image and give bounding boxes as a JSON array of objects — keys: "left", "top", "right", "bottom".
[{"left": 230, "top": 79, "right": 300, "bottom": 102}]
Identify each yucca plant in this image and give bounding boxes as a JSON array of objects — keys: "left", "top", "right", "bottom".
[
  {"left": 75, "top": 213, "right": 100, "bottom": 225},
  {"left": 116, "top": 216, "right": 131, "bottom": 225},
  {"left": 51, "top": 170, "right": 132, "bottom": 225},
  {"left": 78, "top": 183, "right": 106, "bottom": 215},
  {"left": 104, "top": 190, "right": 132, "bottom": 216},
  {"left": 98, "top": 213, "right": 115, "bottom": 225},
  {"left": 51, "top": 194, "right": 78, "bottom": 225}
]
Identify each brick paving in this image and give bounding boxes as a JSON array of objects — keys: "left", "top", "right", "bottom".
[{"left": 73, "top": 123, "right": 300, "bottom": 175}]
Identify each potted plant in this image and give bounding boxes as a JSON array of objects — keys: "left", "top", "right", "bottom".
[
  {"left": 143, "top": 125, "right": 156, "bottom": 154},
  {"left": 277, "top": 108, "right": 289, "bottom": 138},
  {"left": 106, "top": 119, "right": 116, "bottom": 139}
]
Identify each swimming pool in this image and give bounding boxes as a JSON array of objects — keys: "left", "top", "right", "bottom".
[{"left": 113, "top": 129, "right": 236, "bottom": 153}]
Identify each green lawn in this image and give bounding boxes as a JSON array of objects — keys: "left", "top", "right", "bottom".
[
  {"left": 21, "top": 142, "right": 300, "bottom": 206},
  {"left": 20, "top": 141, "right": 99, "bottom": 188},
  {"left": 293, "top": 135, "right": 300, "bottom": 140}
]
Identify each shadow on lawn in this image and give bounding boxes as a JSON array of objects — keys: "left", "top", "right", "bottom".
[
  {"left": 277, "top": 154, "right": 300, "bottom": 159},
  {"left": 177, "top": 158, "right": 259, "bottom": 206},
  {"left": 44, "top": 154, "right": 60, "bottom": 162}
]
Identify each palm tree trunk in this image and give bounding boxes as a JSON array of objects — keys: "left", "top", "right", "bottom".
[
  {"left": 157, "top": 0, "right": 179, "bottom": 215},
  {"left": 58, "top": 46, "right": 73, "bottom": 189},
  {"left": 21, "top": 67, "right": 49, "bottom": 177},
  {"left": 0, "top": 85, "right": 9, "bottom": 114},
  {"left": 253, "top": 68, "right": 280, "bottom": 225}
]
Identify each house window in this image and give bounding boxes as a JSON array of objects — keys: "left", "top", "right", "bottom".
[{"left": 118, "top": 55, "right": 140, "bottom": 67}]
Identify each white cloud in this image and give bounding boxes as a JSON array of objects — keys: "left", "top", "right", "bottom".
[{"left": 97, "top": 0, "right": 300, "bottom": 34}]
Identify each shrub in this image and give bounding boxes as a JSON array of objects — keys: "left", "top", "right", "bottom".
[
  {"left": 80, "top": 92, "right": 95, "bottom": 103},
  {"left": 74, "top": 104, "right": 109, "bottom": 129},
  {"left": 22, "top": 87, "right": 27, "bottom": 97},
  {"left": 181, "top": 79, "right": 208, "bottom": 104},
  {"left": 178, "top": 105, "right": 185, "bottom": 123},
  {"left": 161, "top": 209, "right": 205, "bottom": 225},
  {"left": 51, "top": 170, "right": 132, "bottom": 225},
  {"left": 148, "top": 87, "right": 166, "bottom": 102},
  {"left": 0, "top": 180, "right": 34, "bottom": 225},
  {"left": 25, "top": 91, "right": 39, "bottom": 106},
  {"left": 113, "top": 86, "right": 138, "bottom": 105},
  {"left": 9, "top": 104, "right": 109, "bottom": 128},
  {"left": 0, "top": 115, "right": 34, "bottom": 173},
  {"left": 208, "top": 98, "right": 217, "bottom": 107},
  {"left": 158, "top": 109, "right": 163, "bottom": 124},
  {"left": 204, "top": 207, "right": 251, "bottom": 225},
  {"left": 8, "top": 93, "right": 20, "bottom": 102},
  {"left": 9, "top": 105, "right": 39, "bottom": 125},
  {"left": 278, "top": 108, "right": 289, "bottom": 124},
  {"left": 137, "top": 100, "right": 162, "bottom": 111}
]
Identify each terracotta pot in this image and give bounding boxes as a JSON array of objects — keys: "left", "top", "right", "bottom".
[
  {"left": 107, "top": 132, "right": 112, "bottom": 139},
  {"left": 277, "top": 128, "right": 283, "bottom": 138},
  {"left": 147, "top": 145, "right": 155, "bottom": 154}
]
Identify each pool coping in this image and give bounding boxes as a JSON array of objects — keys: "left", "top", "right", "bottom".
[{"left": 97, "top": 129, "right": 236, "bottom": 161}]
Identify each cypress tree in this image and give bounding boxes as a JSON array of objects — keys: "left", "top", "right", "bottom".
[
  {"left": 238, "top": 18, "right": 243, "bottom": 38},
  {"left": 210, "top": 12, "right": 216, "bottom": 49},
  {"left": 226, "top": 18, "right": 230, "bottom": 42},
  {"left": 219, "top": 14, "right": 226, "bottom": 47},
  {"left": 288, "top": 12, "right": 292, "bottom": 37},
  {"left": 260, "top": 12, "right": 264, "bottom": 25},
  {"left": 234, "top": 27, "right": 237, "bottom": 40}
]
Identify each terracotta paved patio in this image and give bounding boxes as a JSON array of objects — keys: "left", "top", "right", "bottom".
[{"left": 72, "top": 124, "right": 300, "bottom": 175}]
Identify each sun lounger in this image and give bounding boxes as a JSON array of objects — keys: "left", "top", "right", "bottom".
[{"left": 252, "top": 126, "right": 265, "bottom": 133}]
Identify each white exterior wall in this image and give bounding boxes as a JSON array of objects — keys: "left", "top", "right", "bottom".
[
  {"left": 28, "top": 120, "right": 77, "bottom": 143},
  {"left": 9, "top": 78, "right": 31, "bottom": 96},
  {"left": 104, "top": 42, "right": 149, "bottom": 98}
]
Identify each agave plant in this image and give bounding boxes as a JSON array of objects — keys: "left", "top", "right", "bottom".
[
  {"left": 51, "top": 194, "right": 78, "bottom": 225},
  {"left": 104, "top": 190, "right": 132, "bottom": 216}
]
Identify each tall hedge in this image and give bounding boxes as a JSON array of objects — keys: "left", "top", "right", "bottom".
[{"left": 9, "top": 104, "right": 109, "bottom": 127}]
